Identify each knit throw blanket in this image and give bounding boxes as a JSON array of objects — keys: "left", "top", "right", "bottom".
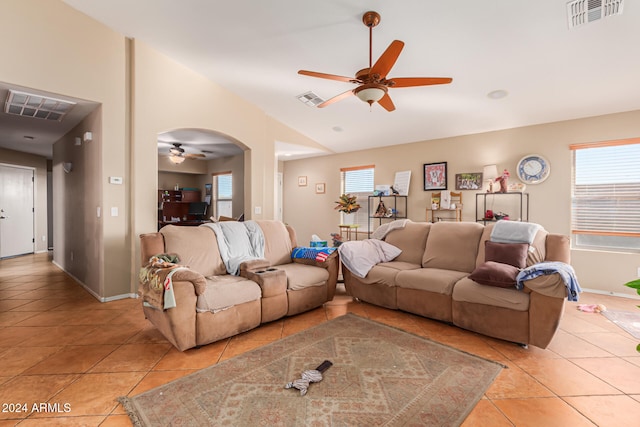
[{"left": 138, "top": 255, "right": 206, "bottom": 310}]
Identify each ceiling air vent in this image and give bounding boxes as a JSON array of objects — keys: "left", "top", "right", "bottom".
[
  {"left": 4, "top": 90, "right": 76, "bottom": 121},
  {"left": 567, "top": 0, "right": 624, "bottom": 29},
  {"left": 296, "top": 91, "right": 324, "bottom": 107}
]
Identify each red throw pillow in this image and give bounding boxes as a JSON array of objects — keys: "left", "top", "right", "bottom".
[
  {"left": 469, "top": 261, "right": 520, "bottom": 288},
  {"left": 485, "top": 241, "right": 528, "bottom": 269}
]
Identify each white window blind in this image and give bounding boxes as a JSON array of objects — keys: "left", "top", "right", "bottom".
[
  {"left": 571, "top": 139, "right": 640, "bottom": 251},
  {"left": 341, "top": 166, "right": 374, "bottom": 229},
  {"left": 213, "top": 173, "right": 233, "bottom": 219}
]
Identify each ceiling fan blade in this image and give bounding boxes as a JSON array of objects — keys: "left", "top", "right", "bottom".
[
  {"left": 185, "top": 153, "right": 206, "bottom": 158},
  {"left": 317, "top": 89, "right": 354, "bottom": 108},
  {"left": 389, "top": 77, "right": 453, "bottom": 88},
  {"left": 377, "top": 93, "right": 396, "bottom": 112},
  {"left": 370, "top": 40, "right": 404, "bottom": 79},
  {"left": 298, "top": 70, "right": 356, "bottom": 83}
]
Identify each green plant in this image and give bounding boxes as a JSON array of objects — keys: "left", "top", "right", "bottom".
[
  {"left": 334, "top": 194, "right": 361, "bottom": 213},
  {"left": 623, "top": 278, "right": 640, "bottom": 352}
]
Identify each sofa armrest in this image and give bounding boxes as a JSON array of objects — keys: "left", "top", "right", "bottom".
[
  {"left": 522, "top": 273, "right": 568, "bottom": 299},
  {"left": 242, "top": 268, "right": 287, "bottom": 298},
  {"left": 169, "top": 268, "right": 208, "bottom": 296},
  {"left": 239, "top": 258, "right": 271, "bottom": 273}
]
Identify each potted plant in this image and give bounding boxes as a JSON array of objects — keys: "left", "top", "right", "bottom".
[
  {"left": 335, "top": 193, "right": 360, "bottom": 224},
  {"left": 623, "top": 278, "right": 640, "bottom": 352}
]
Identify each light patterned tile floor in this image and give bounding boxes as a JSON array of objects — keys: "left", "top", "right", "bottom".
[{"left": 1, "top": 253, "right": 639, "bottom": 426}]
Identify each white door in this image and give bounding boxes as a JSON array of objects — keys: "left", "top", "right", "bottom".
[{"left": 0, "top": 164, "right": 35, "bottom": 258}]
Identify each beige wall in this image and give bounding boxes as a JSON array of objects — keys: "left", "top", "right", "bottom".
[
  {"left": 1, "top": 0, "right": 128, "bottom": 299},
  {"left": 0, "top": 148, "right": 48, "bottom": 253},
  {"left": 52, "top": 108, "right": 102, "bottom": 295},
  {"left": 283, "top": 110, "right": 640, "bottom": 298}
]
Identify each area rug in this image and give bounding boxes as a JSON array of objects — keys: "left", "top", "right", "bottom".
[
  {"left": 602, "top": 309, "right": 640, "bottom": 339},
  {"left": 119, "top": 313, "right": 504, "bottom": 426}
]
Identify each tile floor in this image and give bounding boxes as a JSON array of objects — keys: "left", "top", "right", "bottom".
[{"left": 1, "top": 253, "right": 640, "bottom": 426}]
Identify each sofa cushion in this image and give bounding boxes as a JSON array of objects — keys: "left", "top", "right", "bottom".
[
  {"left": 422, "top": 222, "right": 484, "bottom": 272},
  {"left": 273, "top": 263, "right": 329, "bottom": 291},
  {"left": 452, "top": 277, "right": 529, "bottom": 311},
  {"left": 161, "top": 225, "right": 226, "bottom": 277},
  {"left": 196, "top": 275, "right": 262, "bottom": 312},
  {"left": 485, "top": 241, "right": 528, "bottom": 268},
  {"left": 469, "top": 261, "right": 520, "bottom": 288},
  {"left": 396, "top": 268, "right": 468, "bottom": 295},
  {"left": 256, "top": 220, "right": 293, "bottom": 266},
  {"left": 384, "top": 222, "right": 431, "bottom": 265}
]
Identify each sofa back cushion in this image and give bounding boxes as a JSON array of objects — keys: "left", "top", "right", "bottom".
[
  {"left": 384, "top": 222, "right": 431, "bottom": 265},
  {"left": 160, "top": 225, "right": 226, "bottom": 276},
  {"left": 422, "top": 222, "right": 484, "bottom": 272},
  {"left": 475, "top": 223, "right": 549, "bottom": 268},
  {"left": 256, "top": 220, "right": 293, "bottom": 266}
]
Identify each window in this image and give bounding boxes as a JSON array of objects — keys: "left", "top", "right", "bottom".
[
  {"left": 571, "top": 138, "right": 640, "bottom": 251},
  {"left": 213, "top": 172, "right": 232, "bottom": 219},
  {"left": 340, "top": 165, "right": 374, "bottom": 229}
]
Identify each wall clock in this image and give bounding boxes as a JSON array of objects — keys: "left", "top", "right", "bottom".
[{"left": 517, "top": 154, "right": 550, "bottom": 184}]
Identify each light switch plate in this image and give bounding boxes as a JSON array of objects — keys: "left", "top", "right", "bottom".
[{"left": 111, "top": 207, "right": 118, "bottom": 217}]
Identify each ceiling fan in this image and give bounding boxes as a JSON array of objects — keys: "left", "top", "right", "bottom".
[
  {"left": 298, "top": 11, "right": 452, "bottom": 112},
  {"left": 168, "top": 143, "right": 206, "bottom": 164}
]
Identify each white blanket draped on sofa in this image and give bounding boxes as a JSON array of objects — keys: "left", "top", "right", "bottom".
[{"left": 204, "top": 221, "right": 265, "bottom": 275}]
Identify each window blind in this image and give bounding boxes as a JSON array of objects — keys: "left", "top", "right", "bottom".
[
  {"left": 571, "top": 140, "right": 640, "bottom": 250},
  {"left": 341, "top": 165, "right": 374, "bottom": 229}
]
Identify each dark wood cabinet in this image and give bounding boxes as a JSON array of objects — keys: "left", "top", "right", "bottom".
[{"left": 158, "top": 189, "right": 204, "bottom": 226}]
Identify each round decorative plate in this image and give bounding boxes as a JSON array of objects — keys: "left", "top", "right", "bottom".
[{"left": 517, "top": 154, "right": 550, "bottom": 184}]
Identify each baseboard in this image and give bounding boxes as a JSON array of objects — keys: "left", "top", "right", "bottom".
[
  {"left": 582, "top": 288, "right": 640, "bottom": 300},
  {"left": 51, "top": 260, "right": 138, "bottom": 303}
]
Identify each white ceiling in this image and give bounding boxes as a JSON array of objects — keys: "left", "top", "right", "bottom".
[{"left": 11, "top": 1, "right": 640, "bottom": 160}]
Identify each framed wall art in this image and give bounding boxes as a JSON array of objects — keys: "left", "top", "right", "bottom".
[
  {"left": 423, "top": 162, "right": 447, "bottom": 191},
  {"left": 315, "top": 182, "right": 326, "bottom": 194},
  {"left": 298, "top": 176, "right": 307, "bottom": 186},
  {"left": 455, "top": 172, "right": 483, "bottom": 190}
]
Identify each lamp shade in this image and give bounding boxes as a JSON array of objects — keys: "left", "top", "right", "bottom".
[
  {"left": 483, "top": 164, "right": 498, "bottom": 181},
  {"left": 169, "top": 155, "right": 185, "bottom": 164},
  {"left": 354, "top": 84, "right": 387, "bottom": 105}
]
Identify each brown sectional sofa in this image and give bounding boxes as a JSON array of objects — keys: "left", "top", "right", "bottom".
[
  {"left": 139, "top": 220, "right": 338, "bottom": 351},
  {"left": 342, "top": 221, "right": 571, "bottom": 349}
]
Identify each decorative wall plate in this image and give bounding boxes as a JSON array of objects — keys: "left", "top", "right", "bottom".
[{"left": 517, "top": 154, "right": 550, "bottom": 184}]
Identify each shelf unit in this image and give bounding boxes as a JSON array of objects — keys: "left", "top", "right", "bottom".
[
  {"left": 158, "top": 189, "right": 202, "bottom": 226},
  {"left": 367, "top": 195, "right": 408, "bottom": 235},
  {"left": 475, "top": 192, "right": 529, "bottom": 224}
]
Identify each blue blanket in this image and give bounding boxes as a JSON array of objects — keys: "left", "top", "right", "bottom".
[
  {"left": 291, "top": 247, "right": 336, "bottom": 262},
  {"left": 516, "top": 261, "right": 582, "bottom": 302}
]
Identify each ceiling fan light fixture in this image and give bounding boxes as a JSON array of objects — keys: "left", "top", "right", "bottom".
[
  {"left": 169, "top": 155, "right": 185, "bottom": 164},
  {"left": 354, "top": 84, "right": 387, "bottom": 105}
]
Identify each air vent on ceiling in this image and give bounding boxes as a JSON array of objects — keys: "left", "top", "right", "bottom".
[
  {"left": 4, "top": 90, "right": 76, "bottom": 121},
  {"left": 296, "top": 91, "right": 324, "bottom": 107},
  {"left": 567, "top": 0, "right": 624, "bottom": 29}
]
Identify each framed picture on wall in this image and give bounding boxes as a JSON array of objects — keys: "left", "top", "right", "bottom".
[
  {"left": 298, "top": 176, "right": 307, "bottom": 186},
  {"left": 423, "top": 162, "right": 447, "bottom": 190},
  {"left": 455, "top": 172, "right": 483, "bottom": 190},
  {"left": 315, "top": 182, "right": 326, "bottom": 194}
]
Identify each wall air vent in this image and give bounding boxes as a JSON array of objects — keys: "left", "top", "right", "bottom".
[
  {"left": 4, "top": 90, "right": 76, "bottom": 121},
  {"left": 296, "top": 91, "right": 324, "bottom": 107},
  {"left": 567, "top": 0, "right": 624, "bottom": 29}
]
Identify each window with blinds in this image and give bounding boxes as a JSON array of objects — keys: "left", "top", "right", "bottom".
[
  {"left": 340, "top": 165, "right": 374, "bottom": 229},
  {"left": 571, "top": 139, "right": 640, "bottom": 251},
  {"left": 213, "top": 172, "right": 233, "bottom": 218}
]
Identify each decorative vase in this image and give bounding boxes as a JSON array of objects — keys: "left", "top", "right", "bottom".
[{"left": 342, "top": 213, "right": 356, "bottom": 225}]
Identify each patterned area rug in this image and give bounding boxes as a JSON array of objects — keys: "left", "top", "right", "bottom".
[
  {"left": 602, "top": 309, "right": 640, "bottom": 339},
  {"left": 119, "top": 314, "right": 503, "bottom": 426}
]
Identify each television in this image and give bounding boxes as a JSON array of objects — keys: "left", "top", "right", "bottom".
[{"left": 188, "top": 202, "right": 208, "bottom": 219}]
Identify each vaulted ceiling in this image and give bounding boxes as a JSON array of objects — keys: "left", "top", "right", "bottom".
[{"left": 5, "top": 1, "right": 639, "bottom": 159}]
